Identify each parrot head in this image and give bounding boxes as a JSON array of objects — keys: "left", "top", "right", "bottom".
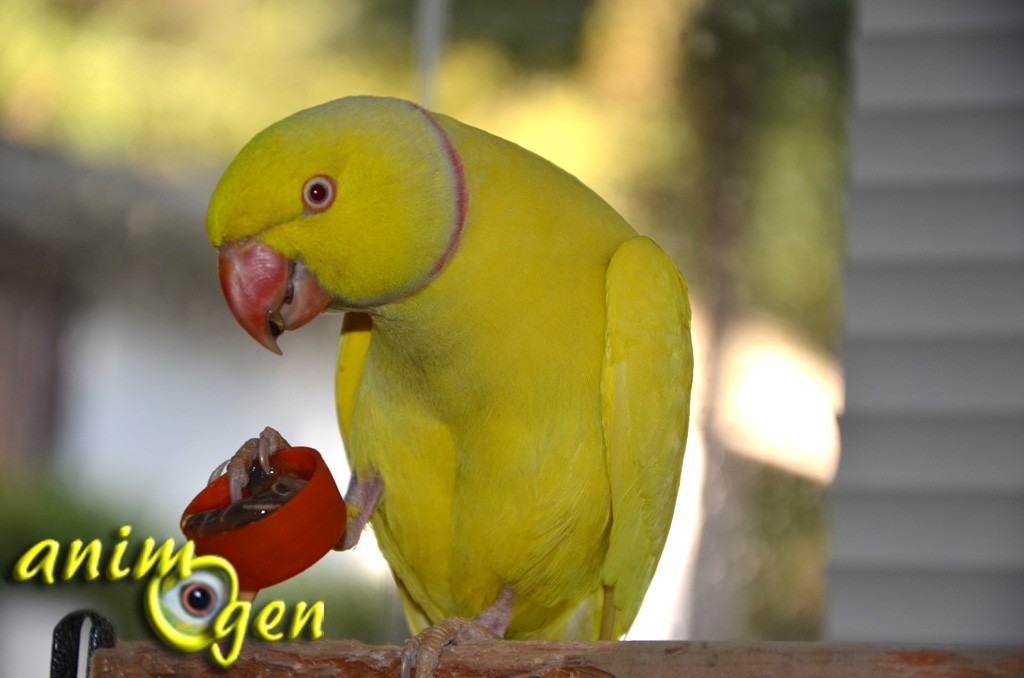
[{"left": 206, "top": 96, "right": 466, "bottom": 353}]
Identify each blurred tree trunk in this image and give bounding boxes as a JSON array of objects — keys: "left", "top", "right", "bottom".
[
  {"left": 682, "top": 0, "right": 762, "bottom": 640},
  {"left": 682, "top": 0, "right": 849, "bottom": 640}
]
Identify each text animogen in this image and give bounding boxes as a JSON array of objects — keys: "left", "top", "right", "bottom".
[{"left": 11, "top": 525, "right": 325, "bottom": 666}]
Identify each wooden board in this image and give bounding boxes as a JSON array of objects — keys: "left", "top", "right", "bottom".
[{"left": 90, "top": 640, "right": 1024, "bottom": 677}]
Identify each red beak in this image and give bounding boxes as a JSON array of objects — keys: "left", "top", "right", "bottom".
[{"left": 218, "top": 239, "right": 331, "bottom": 354}]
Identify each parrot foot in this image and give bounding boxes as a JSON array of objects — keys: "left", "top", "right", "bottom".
[
  {"left": 335, "top": 470, "right": 383, "bottom": 551},
  {"left": 399, "top": 588, "right": 513, "bottom": 678},
  {"left": 208, "top": 426, "right": 290, "bottom": 503}
]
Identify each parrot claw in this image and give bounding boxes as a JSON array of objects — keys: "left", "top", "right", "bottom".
[
  {"left": 207, "top": 458, "right": 231, "bottom": 485},
  {"left": 399, "top": 588, "right": 513, "bottom": 678},
  {"left": 399, "top": 618, "right": 499, "bottom": 678},
  {"left": 208, "top": 427, "right": 290, "bottom": 503}
]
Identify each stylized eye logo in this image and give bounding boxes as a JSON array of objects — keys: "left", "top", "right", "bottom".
[
  {"left": 302, "top": 175, "right": 336, "bottom": 213},
  {"left": 179, "top": 579, "right": 218, "bottom": 616},
  {"left": 145, "top": 555, "right": 238, "bottom": 652}
]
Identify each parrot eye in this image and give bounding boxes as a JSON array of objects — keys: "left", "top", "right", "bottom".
[{"left": 302, "top": 175, "right": 336, "bottom": 213}]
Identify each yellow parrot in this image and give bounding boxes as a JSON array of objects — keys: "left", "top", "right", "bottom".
[{"left": 207, "top": 95, "right": 692, "bottom": 673}]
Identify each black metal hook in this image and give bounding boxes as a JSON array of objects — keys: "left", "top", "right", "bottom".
[{"left": 50, "top": 610, "right": 116, "bottom": 678}]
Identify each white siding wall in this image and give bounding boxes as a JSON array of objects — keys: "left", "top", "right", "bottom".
[{"left": 828, "top": 0, "right": 1024, "bottom": 644}]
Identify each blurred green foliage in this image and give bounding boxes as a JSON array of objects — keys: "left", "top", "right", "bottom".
[
  {"left": 370, "top": 0, "right": 595, "bottom": 71},
  {"left": 0, "top": 472, "right": 154, "bottom": 640},
  {"left": 0, "top": 0, "right": 413, "bottom": 173},
  {"left": 745, "top": 461, "right": 828, "bottom": 640},
  {"left": 670, "top": 0, "right": 851, "bottom": 350}
]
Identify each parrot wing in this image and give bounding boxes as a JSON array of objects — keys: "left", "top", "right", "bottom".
[
  {"left": 336, "top": 311, "right": 373, "bottom": 445},
  {"left": 599, "top": 236, "right": 693, "bottom": 640}
]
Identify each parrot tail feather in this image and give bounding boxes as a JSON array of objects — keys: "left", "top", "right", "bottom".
[{"left": 599, "top": 585, "right": 617, "bottom": 640}]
